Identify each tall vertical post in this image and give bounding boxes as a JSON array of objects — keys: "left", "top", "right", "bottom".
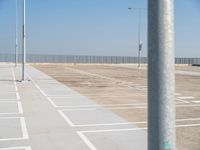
[
  {"left": 128, "top": 7, "right": 144, "bottom": 68},
  {"left": 148, "top": 0, "right": 176, "bottom": 150},
  {"left": 22, "top": 0, "right": 26, "bottom": 81},
  {"left": 138, "top": 9, "right": 142, "bottom": 68},
  {"left": 15, "top": 0, "right": 18, "bottom": 67}
]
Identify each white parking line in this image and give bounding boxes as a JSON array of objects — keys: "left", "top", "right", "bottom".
[
  {"left": 192, "top": 101, "right": 200, "bottom": 104},
  {"left": 16, "top": 93, "right": 20, "bottom": 100},
  {"left": 47, "top": 97, "right": 57, "bottom": 108},
  {"left": 176, "top": 99, "right": 190, "bottom": 104},
  {"left": 50, "top": 101, "right": 147, "bottom": 108},
  {"left": 20, "top": 117, "right": 29, "bottom": 139},
  {"left": 58, "top": 110, "right": 74, "bottom": 126},
  {"left": 0, "top": 146, "right": 32, "bottom": 150},
  {"left": 77, "top": 132, "right": 98, "bottom": 150},
  {"left": 11, "top": 68, "right": 20, "bottom": 101},
  {"left": 18, "top": 101, "right": 24, "bottom": 114},
  {"left": 27, "top": 75, "right": 47, "bottom": 97},
  {"left": 0, "top": 99, "right": 18, "bottom": 101},
  {"left": 59, "top": 104, "right": 200, "bottom": 112},
  {"left": 175, "top": 93, "right": 181, "bottom": 96},
  {"left": 178, "top": 96, "right": 195, "bottom": 100},
  {"left": 11, "top": 68, "right": 18, "bottom": 92}
]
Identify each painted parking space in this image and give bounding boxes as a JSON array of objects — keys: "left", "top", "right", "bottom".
[
  {"left": 0, "top": 65, "right": 30, "bottom": 149},
  {"left": 0, "top": 102, "right": 22, "bottom": 115},
  {"left": 0, "top": 117, "right": 28, "bottom": 141},
  {"left": 78, "top": 128, "right": 147, "bottom": 150}
]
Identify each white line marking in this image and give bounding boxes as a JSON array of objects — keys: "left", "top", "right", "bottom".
[
  {"left": 79, "top": 127, "right": 147, "bottom": 134},
  {"left": 35, "top": 84, "right": 40, "bottom": 89},
  {"left": 0, "top": 146, "right": 32, "bottom": 150},
  {"left": 178, "top": 96, "right": 195, "bottom": 100},
  {"left": 0, "top": 113, "right": 21, "bottom": 115},
  {"left": 79, "top": 123, "right": 200, "bottom": 134},
  {"left": 0, "top": 117, "right": 23, "bottom": 119},
  {"left": 77, "top": 132, "right": 98, "bottom": 150},
  {"left": 175, "top": 93, "right": 181, "bottom": 96},
  {"left": 177, "top": 118, "right": 200, "bottom": 121},
  {"left": 27, "top": 74, "right": 48, "bottom": 97},
  {"left": 176, "top": 104, "right": 200, "bottom": 107},
  {"left": 176, "top": 124, "right": 200, "bottom": 128},
  {"left": 48, "top": 95, "right": 81, "bottom": 98},
  {"left": 18, "top": 101, "right": 23, "bottom": 114},
  {"left": 11, "top": 68, "right": 18, "bottom": 92},
  {"left": 176, "top": 99, "right": 190, "bottom": 104},
  {"left": 59, "top": 104, "right": 200, "bottom": 111},
  {"left": 0, "top": 99, "right": 18, "bottom": 101},
  {"left": 47, "top": 97, "right": 58, "bottom": 107},
  {"left": 64, "top": 118, "right": 200, "bottom": 127},
  {"left": 192, "top": 101, "right": 200, "bottom": 103},
  {"left": 16, "top": 92, "right": 20, "bottom": 100},
  {"left": 53, "top": 103, "right": 147, "bottom": 108},
  {"left": 73, "top": 121, "right": 146, "bottom": 127},
  {"left": 40, "top": 90, "right": 47, "bottom": 96},
  {"left": 61, "top": 108, "right": 97, "bottom": 111},
  {"left": 11, "top": 68, "right": 21, "bottom": 101},
  {"left": 20, "top": 117, "right": 29, "bottom": 139},
  {"left": 58, "top": 110, "right": 75, "bottom": 126}
]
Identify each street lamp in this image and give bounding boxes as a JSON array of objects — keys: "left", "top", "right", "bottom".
[
  {"left": 128, "top": 7, "right": 146, "bottom": 68},
  {"left": 148, "top": 0, "right": 176, "bottom": 149},
  {"left": 22, "top": 0, "right": 26, "bottom": 81},
  {"left": 15, "top": 0, "right": 18, "bottom": 67}
]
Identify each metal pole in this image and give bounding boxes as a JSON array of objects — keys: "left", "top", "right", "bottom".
[
  {"left": 138, "top": 9, "right": 142, "bottom": 68},
  {"left": 22, "top": 0, "right": 26, "bottom": 81},
  {"left": 128, "top": 7, "right": 144, "bottom": 68},
  {"left": 148, "top": 0, "right": 176, "bottom": 150},
  {"left": 15, "top": 0, "right": 18, "bottom": 67}
]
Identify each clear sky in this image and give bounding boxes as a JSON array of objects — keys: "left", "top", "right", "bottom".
[{"left": 0, "top": 0, "right": 199, "bottom": 57}]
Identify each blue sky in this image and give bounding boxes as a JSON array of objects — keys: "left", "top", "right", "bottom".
[{"left": 0, "top": 0, "right": 199, "bottom": 57}]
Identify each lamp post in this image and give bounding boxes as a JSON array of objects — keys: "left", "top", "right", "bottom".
[
  {"left": 128, "top": 7, "right": 146, "bottom": 68},
  {"left": 22, "top": 0, "right": 26, "bottom": 81},
  {"left": 148, "top": 0, "right": 176, "bottom": 150},
  {"left": 15, "top": 0, "right": 18, "bottom": 67}
]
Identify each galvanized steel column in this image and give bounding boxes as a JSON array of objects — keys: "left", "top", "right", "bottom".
[
  {"left": 22, "top": 0, "right": 26, "bottom": 81},
  {"left": 148, "top": 0, "right": 176, "bottom": 150},
  {"left": 15, "top": 0, "right": 18, "bottom": 67}
]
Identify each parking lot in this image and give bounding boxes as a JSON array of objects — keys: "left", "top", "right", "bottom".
[
  {"left": 0, "top": 63, "right": 200, "bottom": 150},
  {"left": 34, "top": 63, "right": 200, "bottom": 150}
]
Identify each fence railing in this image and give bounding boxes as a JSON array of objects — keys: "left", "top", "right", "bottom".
[{"left": 0, "top": 54, "right": 200, "bottom": 65}]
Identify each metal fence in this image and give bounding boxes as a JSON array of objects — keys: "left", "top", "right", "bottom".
[{"left": 0, "top": 54, "right": 200, "bottom": 65}]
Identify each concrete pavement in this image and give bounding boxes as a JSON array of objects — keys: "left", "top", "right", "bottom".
[{"left": 0, "top": 64, "right": 147, "bottom": 150}]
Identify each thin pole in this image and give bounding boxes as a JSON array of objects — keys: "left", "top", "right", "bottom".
[
  {"left": 148, "top": 0, "right": 176, "bottom": 150},
  {"left": 138, "top": 9, "right": 142, "bottom": 68},
  {"left": 22, "top": 0, "right": 26, "bottom": 81},
  {"left": 128, "top": 7, "right": 145, "bottom": 68},
  {"left": 15, "top": 0, "right": 18, "bottom": 67}
]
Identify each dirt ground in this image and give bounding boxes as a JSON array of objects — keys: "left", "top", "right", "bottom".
[{"left": 33, "top": 63, "right": 200, "bottom": 150}]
